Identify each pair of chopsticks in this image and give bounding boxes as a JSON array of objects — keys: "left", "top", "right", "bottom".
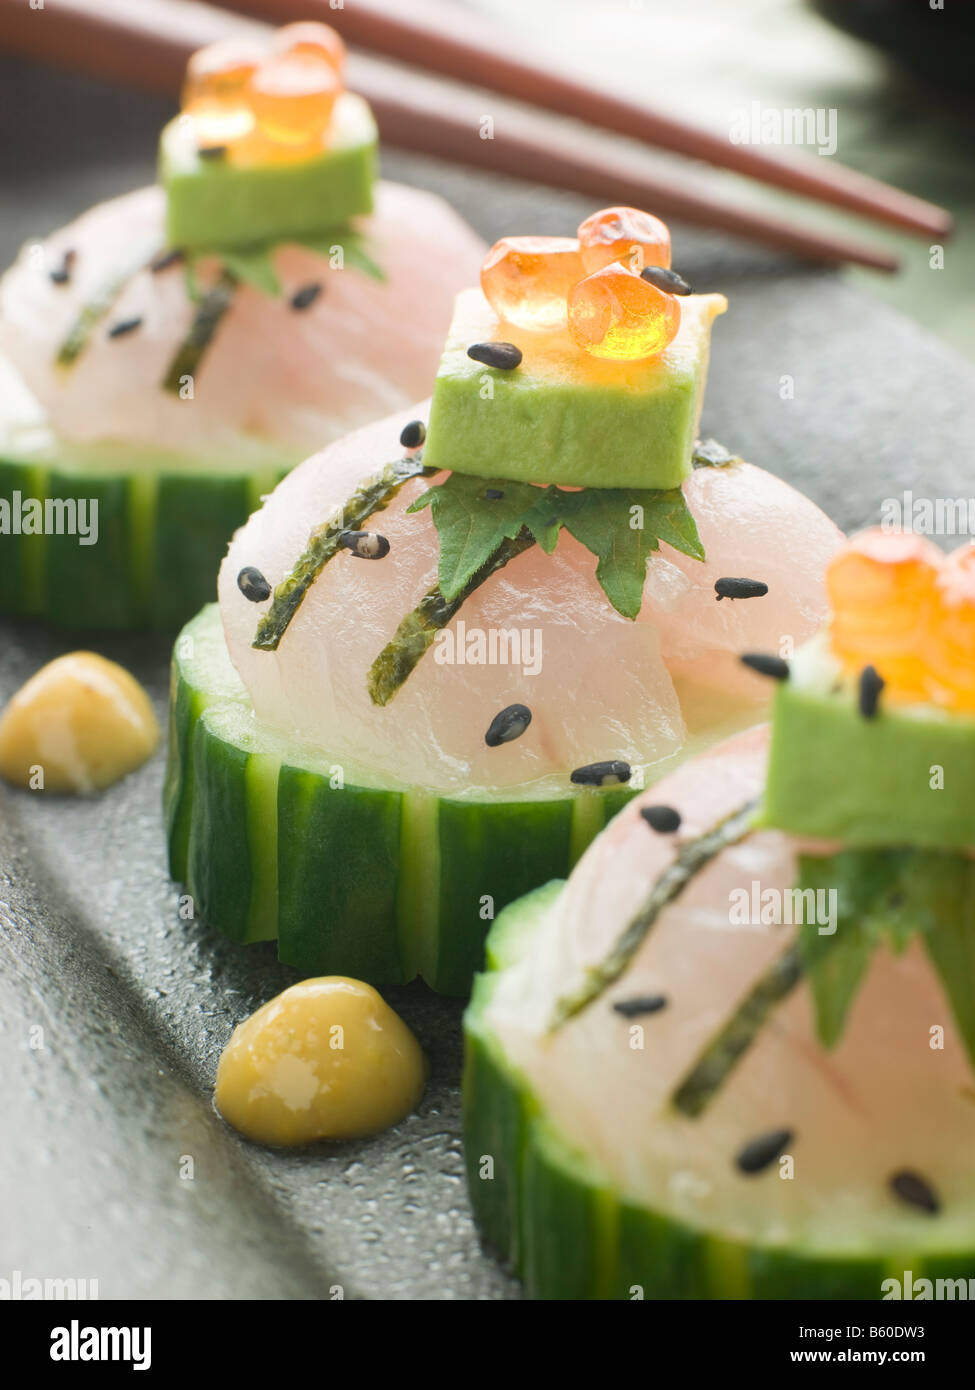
[{"left": 0, "top": 0, "right": 951, "bottom": 271}]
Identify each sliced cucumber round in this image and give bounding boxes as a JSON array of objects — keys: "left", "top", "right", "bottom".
[
  {"left": 0, "top": 450, "right": 285, "bottom": 630},
  {"left": 165, "top": 605, "right": 635, "bottom": 994},
  {"left": 464, "top": 732, "right": 975, "bottom": 1298}
]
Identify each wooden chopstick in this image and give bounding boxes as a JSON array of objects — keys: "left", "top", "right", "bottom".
[
  {"left": 224, "top": 0, "right": 952, "bottom": 242},
  {"left": 0, "top": 0, "right": 898, "bottom": 271}
]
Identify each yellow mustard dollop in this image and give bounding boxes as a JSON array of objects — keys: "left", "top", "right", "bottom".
[
  {"left": 215, "top": 977, "right": 426, "bottom": 1146},
  {"left": 0, "top": 652, "right": 159, "bottom": 794}
]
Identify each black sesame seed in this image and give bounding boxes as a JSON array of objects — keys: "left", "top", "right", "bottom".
[
  {"left": 484, "top": 488, "right": 505, "bottom": 500},
  {"left": 291, "top": 282, "right": 323, "bottom": 312},
  {"left": 198, "top": 144, "right": 228, "bottom": 160},
  {"left": 339, "top": 529, "right": 390, "bottom": 560},
  {"left": 485, "top": 703, "right": 532, "bottom": 748},
  {"left": 570, "top": 760, "right": 632, "bottom": 787},
  {"left": 612, "top": 995, "right": 668, "bottom": 1018},
  {"left": 640, "top": 265, "right": 693, "bottom": 296},
  {"left": 859, "top": 664, "right": 885, "bottom": 719},
  {"left": 49, "top": 249, "right": 76, "bottom": 286},
  {"left": 237, "top": 566, "right": 272, "bottom": 602},
  {"left": 107, "top": 316, "right": 144, "bottom": 339},
  {"left": 641, "top": 804, "right": 682, "bottom": 833},
  {"left": 467, "top": 341, "right": 523, "bottom": 371},
  {"left": 889, "top": 1170, "right": 940, "bottom": 1215},
  {"left": 740, "top": 653, "right": 790, "bottom": 682},
  {"left": 715, "top": 577, "right": 769, "bottom": 601},
  {"left": 399, "top": 419, "right": 426, "bottom": 449},
  {"left": 150, "top": 247, "right": 185, "bottom": 274},
  {"left": 735, "top": 1127, "right": 794, "bottom": 1175}
]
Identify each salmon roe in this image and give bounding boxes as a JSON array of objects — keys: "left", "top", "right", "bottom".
[
  {"left": 182, "top": 38, "right": 262, "bottom": 145},
  {"left": 827, "top": 529, "right": 975, "bottom": 713},
  {"left": 247, "top": 54, "right": 340, "bottom": 149},
  {"left": 577, "top": 206, "right": 672, "bottom": 275},
  {"left": 480, "top": 236, "right": 585, "bottom": 331},
  {"left": 926, "top": 543, "right": 975, "bottom": 711},
  {"left": 182, "top": 26, "right": 345, "bottom": 159},
  {"left": 271, "top": 21, "right": 346, "bottom": 75},
  {"left": 567, "top": 262, "right": 681, "bottom": 361}
]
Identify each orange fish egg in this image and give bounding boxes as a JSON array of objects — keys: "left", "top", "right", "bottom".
[
  {"left": 248, "top": 54, "right": 340, "bottom": 149},
  {"left": 577, "top": 206, "right": 672, "bottom": 275},
  {"left": 567, "top": 262, "right": 680, "bottom": 361},
  {"left": 271, "top": 21, "right": 346, "bottom": 77},
  {"left": 479, "top": 236, "right": 585, "bottom": 331},
  {"left": 183, "top": 38, "right": 263, "bottom": 145},
  {"left": 924, "top": 542, "right": 975, "bottom": 712},
  {"left": 826, "top": 528, "right": 943, "bottom": 698}
]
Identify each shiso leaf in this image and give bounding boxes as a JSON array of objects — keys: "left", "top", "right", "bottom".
[
  {"left": 290, "top": 229, "right": 386, "bottom": 283},
  {"left": 253, "top": 454, "right": 434, "bottom": 651},
  {"left": 920, "top": 857, "right": 975, "bottom": 1072},
  {"left": 185, "top": 228, "right": 384, "bottom": 306},
  {"left": 411, "top": 472, "right": 705, "bottom": 620},
  {"left": 556, "top": 486, "right": 705, "bottom": 621},
  {"left": 795, "top": 847, "right": 975, "bottom": 1067},
  {"left": 407, "top": 474, "right": 555, "bottom": 602},
  {"left": 692, "top": 438, "right": 742, "bottom": 469},
  {"left": 795, "top": 849, "right": 882, "bottom": 1049},
  {"left": 214, "top": 245, "right": 282, "bottom": 298}
]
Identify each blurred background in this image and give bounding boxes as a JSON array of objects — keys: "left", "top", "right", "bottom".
[{"left": 1, "top": 0, "right": 972, "bottom": 355}]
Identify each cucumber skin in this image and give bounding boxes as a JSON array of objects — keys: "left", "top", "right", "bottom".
[
  {"left": 165, "top": 607, "right": 635, "bottom": 995},
  {"left": 0, "top": 453, "right": 285, "bottom": 630},
  {"left": 463, "top": 887, "right": 975, "bottom": 1299}
]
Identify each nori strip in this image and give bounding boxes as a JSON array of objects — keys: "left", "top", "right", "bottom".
[
  {"left": 253, "top": 454, "right": 435, "bottom": 651},
  {"left": 672, "top": 945, "right": 804, "bottom": 1117},
  {"left": 55, "top": 248, "right": 162, "bottom": 368},
  {"left": 367, "top": 528, "right": 538, "bottom": 706},
  {"left": 162, "top": 269, "right": 237, "bottom": 395},
  {"left": 548, "top": 799, "right": 759, "bottom": 1030}
]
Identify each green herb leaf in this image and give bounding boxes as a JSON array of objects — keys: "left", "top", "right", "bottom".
[
  {"left": 692, "top": 438, "right": 742, "bottom": 469},
  {"left": 408, "top": 475, "right": 551, "bottom": 602},
  {"left": 291, "top": 229, "right": 386, "bottom": 283},
  {"left": 795, "top": 848, "right": 975, "bottom": 1066},
  {"left": 411, "top": 474, "right": 705, "bottom": 619},
  {"left": 216, "top": 245, "right": 282, "bottom": 297},
  {"left": 185, "top": 228, "right": 385, "bottom": 307},
  {"left": 557, "top": 487, "right": 704, "bottom": 620}
]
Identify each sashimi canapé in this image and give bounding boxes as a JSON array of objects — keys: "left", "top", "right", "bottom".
[
  {"left": 0, "top": 22, "right": 484, "bottom": 629},
  {"left": 464, "top": 528, "right": 975, "bottom": 1299},
  {"left": 166, "top": 207, "right": 841, "bottom": 992}
]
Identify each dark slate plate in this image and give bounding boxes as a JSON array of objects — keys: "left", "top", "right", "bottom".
[{"left": 2, "top": 59, "right": 974, "bottom": 1301}]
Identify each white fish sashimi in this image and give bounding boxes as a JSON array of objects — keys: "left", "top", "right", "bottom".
[
  {"left": 219, "top": 407, "right": 842, "bottom": 795},
  {"left": 0, "top": 183, "right": 485, "bottom": 459},
  {"left": 485, "top": 727, "right": 975, "bottom": 1251}
]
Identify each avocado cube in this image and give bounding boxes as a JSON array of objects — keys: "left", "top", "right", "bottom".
[
  {"left": 423, "top": 288, "right": 727, "bottom": 490},
  {"left": 760, "top": 636, "right": 975, "bottom": 851},
  {"left": 159, "top": 93, "right": 377, "bottom": 252}
]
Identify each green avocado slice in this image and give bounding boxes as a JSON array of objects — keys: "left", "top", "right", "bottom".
[{"left": 159, "top": 92, "right": 377, "bottom": 251}]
